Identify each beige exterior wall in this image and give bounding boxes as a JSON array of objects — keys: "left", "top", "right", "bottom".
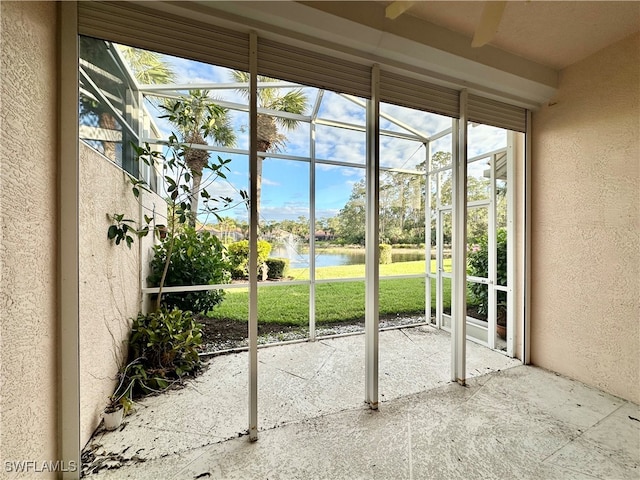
[
  {"left": 0, "top": 1, "right": 58, "bottom": 476},
  {"left": 79, "top": 143, "right": 162, "bottom": 447},
  {"left": 530, "top": 33, "right": 640, "bottom": 403},
  {"left": 0, "top": 1, "right": 165, "bottom": 462}
]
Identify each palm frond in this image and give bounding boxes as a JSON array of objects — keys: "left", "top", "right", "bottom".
[
  {"left": 231, "top": 70, "right": 250, "bottom": 100},
  {"left": 161, "top": 90, "right": 236, "bottom": 147},
  {"left": 118, "top": 46, "right": 176, "bottom": 85},
  {"left": 273, "top": 89, "right": 308, "bottom": 130},
  {"left": 230, "top": 70, "right": 310, "bottom": 139}
]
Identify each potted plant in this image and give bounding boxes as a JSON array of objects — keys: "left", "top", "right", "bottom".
[
  {"left": 102, "top": 358, "right": 137, "bottom": 431},
  {"left": 496, "top": 303, "right": 507, "bottom": 340},
  {"left": 103, "top": 395, "right": 125, "bottom": 431}
]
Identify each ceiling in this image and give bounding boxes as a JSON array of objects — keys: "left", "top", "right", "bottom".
[
  {"left": 179, "top": 1, "right": 637, "bottom": 105},
  {"left": 379, "top": 1, "right": 640, "bottom": 70}
]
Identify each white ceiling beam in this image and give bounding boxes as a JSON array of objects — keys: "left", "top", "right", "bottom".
[
  {"left": 472, "top": 1, "right": 507, "bottom": 48},
  {"left": 385, "top": 1, "right": 416, "bottom": 20}
]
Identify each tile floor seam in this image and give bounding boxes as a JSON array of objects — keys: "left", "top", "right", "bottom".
[
  {"left": 550, "top": 464, "right": 604, "bottom": 479},
  {"left": 309, "top": 347, "right": 336, "bottom": 381},
  {"left": 537, "top": 403, "right": 629, "bottom": 469},
  {"left": 399, "top": 328, "right": 416, "bottom": 344},
  {"left": 539, "top": 433, "right": 583, "bottom": 467},
  {"left": 256, "top": 403, "right": 372, "bottom": 434},
  {"left": 172, "top": 427, "right": 258, "bottom": 457},
  {"left": 398, "top": 328, "right": 449, "bottom": 359},
  {"left": 457, "top": 373, "right": 497, "bottom": 407},
  {"left": 168, "top": 441, "right": 223, "bottom": 480},
  {"left": 128, "top": 424, "right": 223, "bottom": 439},
  {"left": 272, "top": 367, "right": 309, "bottom": 380},
  {"left": 584, "top": 400, "right": 630, "bottom": 431},
  {"left": 318, "top": 339, "right": 338, "bottom": 350}
]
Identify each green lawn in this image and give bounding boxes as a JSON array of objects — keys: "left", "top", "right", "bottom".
[
  {"left": 288, "top": 259, "right": 438, "bottom": 280},
  {"left": 207, "top": 260, "right": 452, "bottom": 326}
]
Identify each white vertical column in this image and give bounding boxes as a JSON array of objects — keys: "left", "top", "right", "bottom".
[
  {"left": 523, "top": 111, "right": 532, "bottom": 364},
  {"left": 435, "top": 175, "right": 443, "bottom": 330},
  {"left": 425, "top": 141, "right": 432, "bottom": 324},
  {"left": 248, "top": 31, "right": 259, "bottom": 442},
  {"left": 506, "top": 132, "right": 517, "bottom": 357},
  {"left": 488, "top": 154, "right": 497, "bottom": 350},
  {"left": 59, "top": 2, "right": 81, "bottom": 478},
  {"left": 451, "top": 91, "right": 468, "bottom": 384},
  {"left": 309, "top": 115, "right": 316, "bottom": 342},
  {"left": 365, "top": 64, "right": 380, "bottom": 409}
]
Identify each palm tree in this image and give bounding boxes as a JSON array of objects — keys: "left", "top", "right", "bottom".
[
  {"left": 115, "top": 47, "right": 236, "bottom": 227},
  {"left": 231, "top": 72, "right": 308, "bottom": 232},
  {"left": 217, "top": 216, "right": 237, "bottom": 243},
  {"left": 117, "top": 45, "right": 176, "bottom": 85},
  {"left": 161, "top": 90, "right": 236, "bottom": 227}
]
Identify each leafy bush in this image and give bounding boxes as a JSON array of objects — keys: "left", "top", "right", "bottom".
[
  {"left": 148, "top": 228, "right": 230, "bottom": 314},
  {"left": 227, "top": 239, "right": 272, "bottom": 279},
  {"left": 393, "top": 243, "right": 425, "bottom": 249},
  {"left": 127, "top": 308, "right": 203, "bottom": 397},
  {"left": 379, "top": 244, "right": 392, "bottom": 264},
  {"left": 266, "top": 257, "right": 289, "bottom": 279},
  {"left": 467, "top": 228, "right": 507, "bottom": 315}
]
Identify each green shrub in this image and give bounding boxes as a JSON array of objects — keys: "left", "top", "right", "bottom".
[
  {"left": 266, "top": 257, "right": 289, "bottom": 279},
  {"left": 127, "top": 308, "right": 202, "bottom": 397},
  {"left": 148, "top": 227, "right": 230, "bottom": 314},
  {"left": 379, "top": 244, "right": 392, "bottom": 264},
  {"left": 227, "top": 239, "right": 272, "bottom": 279},
  {"left": 393, "top": 243, "right": 425, "bottom": 249},
  {"left": 467, "top": 228, "right": 507, "bottom": 315}
]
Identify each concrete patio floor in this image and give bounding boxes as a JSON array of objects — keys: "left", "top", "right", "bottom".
[{"left": 83, "top": 326, "right": 640, "bottom": 479}]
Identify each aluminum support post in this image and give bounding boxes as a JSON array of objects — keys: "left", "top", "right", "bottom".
[{"left": 365, "top": 64, "right": 380, "bottom": 409}]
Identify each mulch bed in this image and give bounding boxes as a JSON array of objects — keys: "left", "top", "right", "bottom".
[{"left": 195, "top": 314, "right": 429, "bottom": 354}]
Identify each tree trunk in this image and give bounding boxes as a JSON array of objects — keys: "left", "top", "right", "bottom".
[
  {"left": 189, "top": 169, "right": 203, "bottom": 228},
  {"left": 184, "top": 133, "right": 209, "bottom": 228},
  {"left": 255, "top": 153, "right": 264, "bottom": 236},
  {"left": 256, "top": 113, "right": 276, "bottom": 236},
  {"left": 99, "top": 112, "right": 117, "bottom": 161}
]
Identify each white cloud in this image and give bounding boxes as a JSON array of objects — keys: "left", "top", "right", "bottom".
[
  {"left": 380, "top": 137, "right": 426, "bottom": 170},
  {"left": 468, "top": 124, "right": 507, "bottom": 158},
  {"left": 317, "top": 91, "right": 366, "bottom": 124},
  {"left": 380, "top": 102, "right": 452, "bottom": 138},
  {"left": 315, "top": 124, "right": 366, "bottom": 164},
  {"left": 260, "top": 204, "right": 310, "bottom": 222},
  {"left": 261, "top": 177, "right": 280, "bottom": 187}
]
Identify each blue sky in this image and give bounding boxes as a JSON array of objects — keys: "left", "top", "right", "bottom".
[{"left": 136, "top": 49, "right": 507, "bottom": 224}]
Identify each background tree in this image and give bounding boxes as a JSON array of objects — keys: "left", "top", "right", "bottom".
[
  {"left": 231, "top": 72, "right": 308, "bottom": 232},
  {"left": 80, "top": 37, "right": 147, "bottom": 162},
  {"left": 336, "top": 179, "right": 366, "bottom": 245},
  {"left": 217, "top": 216, "right": 237, "bottom": 243}
]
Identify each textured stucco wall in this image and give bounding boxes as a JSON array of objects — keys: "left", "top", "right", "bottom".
[
  {"left": 79, "top": 142, "right": 162, "bottom": 447},
  {"left": 531, "top": 33, "right": 640, "bottom": 403},
  {"left": 0, "top": 1, "right": 58, "bottom": 475}
]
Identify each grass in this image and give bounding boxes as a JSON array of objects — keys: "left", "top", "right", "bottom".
[
  {"left": 207, "top": 260, "right": 453, "bottom": 326},
  {"left": 288, "top": 259, "right": 443, "bottom": 280}
]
